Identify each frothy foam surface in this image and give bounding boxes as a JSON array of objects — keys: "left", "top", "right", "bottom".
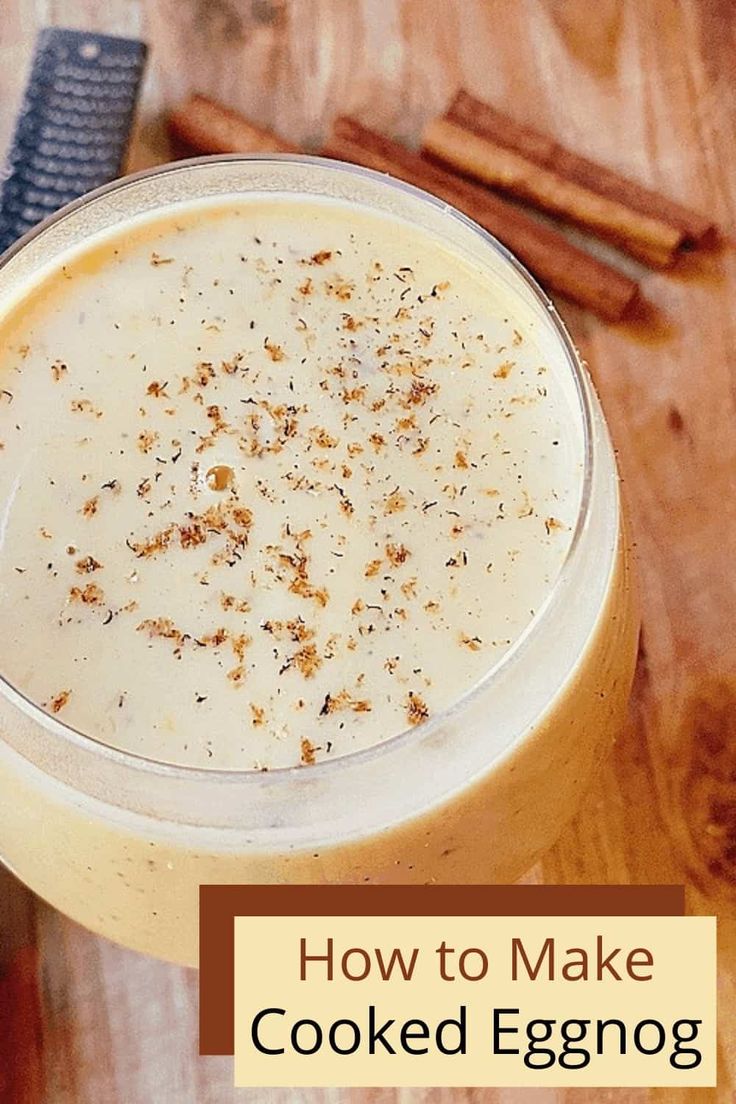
[{"left": 0, "top": 196, "right": 583, "bottom": 768}]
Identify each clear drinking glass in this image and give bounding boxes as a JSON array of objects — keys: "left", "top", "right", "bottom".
[{"left": 0, "top": 157, "right": 639, "bottom": 965}]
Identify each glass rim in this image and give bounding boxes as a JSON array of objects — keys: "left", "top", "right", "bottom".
[{"left": 0, "top": 152, "right": 596, "bottom": 786}]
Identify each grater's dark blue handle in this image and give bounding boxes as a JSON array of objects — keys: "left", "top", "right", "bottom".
[{"left": 0, "top": 28, "right": 148, "bottom": 255}]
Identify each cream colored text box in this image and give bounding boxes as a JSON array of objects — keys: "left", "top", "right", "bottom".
[{"left": 233, "top": 915, "right": 716, "bottom": 1087}]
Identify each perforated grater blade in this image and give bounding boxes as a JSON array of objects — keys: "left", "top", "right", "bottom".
[{"left": 0, "top": 27, "right": 148, "bottom": 255}]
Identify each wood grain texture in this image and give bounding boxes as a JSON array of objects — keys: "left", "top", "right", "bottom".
[{"left": 0, "top": 0, "right": 735, "bottom": 1100}]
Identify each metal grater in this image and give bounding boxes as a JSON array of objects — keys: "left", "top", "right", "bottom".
[{"left": 0, "top": 27, "right": 148, "bottom": 255}]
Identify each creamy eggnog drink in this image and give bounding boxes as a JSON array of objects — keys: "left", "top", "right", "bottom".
[
  {"left": 0, "top": 158, "right": 637, "bottom": 964},
  {"left": 0, "top": 201, "right": 581, "bottom": 765}
]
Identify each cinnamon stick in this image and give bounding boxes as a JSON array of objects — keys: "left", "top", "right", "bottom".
[
  {"left": 167, "top": 98, "right": 638, "bottom": 321},
  {"left": 168, "top": 94, "right": 297, "bottom": 155},
  {"left": 423, "top": 91, "right": 716, "bottom": 267},
  {"left": 324, "top": 117, "right": 638, "bottom": 321}
]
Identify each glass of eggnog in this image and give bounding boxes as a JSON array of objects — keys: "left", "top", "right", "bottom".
[{"left": 0, "top": 157, "right": 638, "bottom": 964}]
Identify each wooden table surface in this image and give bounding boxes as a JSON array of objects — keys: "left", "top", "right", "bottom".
[{"left": 1, "top": 1, "right": 735, "bottom": 1101}]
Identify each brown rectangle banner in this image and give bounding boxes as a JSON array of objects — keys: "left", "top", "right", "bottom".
[{"left": 200, "top": 884, "right": 684, "bottom": 1056}]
